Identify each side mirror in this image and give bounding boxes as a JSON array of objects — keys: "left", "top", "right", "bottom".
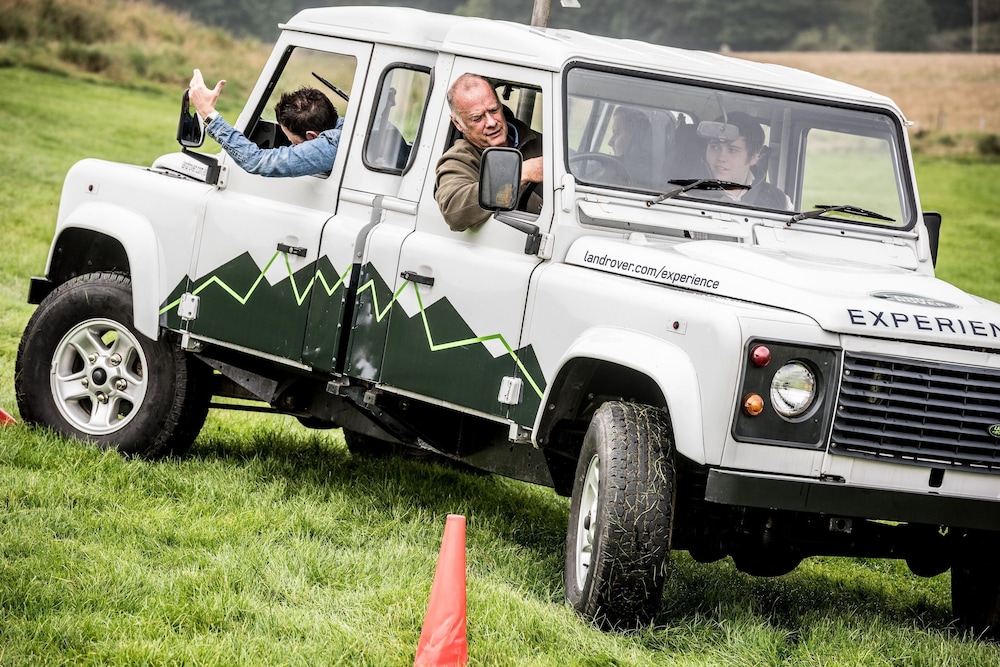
[
  {"left": 177, "top": 88, "right": 205, "bottom": 148},
  {"left": 479, "top": 147, "right": 522, "bottom": 211},
  {"left": 923, "top": 211, "right": 942, "bottom": 267},
  {"left": 479, "top": 147, "right": 543, "bottom": 256}
]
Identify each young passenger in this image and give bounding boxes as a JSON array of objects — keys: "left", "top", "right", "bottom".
[
  {"left": 188, "top": 69, "right": 344, "bottom": 177},
  {"left": 704, "top": 111, "right": 791, "bottom": 210}
]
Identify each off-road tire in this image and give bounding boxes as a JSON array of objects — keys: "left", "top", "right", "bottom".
[
  {"left": 951, "top": 530, "right": 1000, "bottom": 641},
  {"left": 15, "top": 272, "right": 212, "bottom": 458},
  {"left": 565, "top": 401, "right": 676, "bottom": 630},
  {"left": 343, "top": 428, "right": 403, "bottom": 458}
]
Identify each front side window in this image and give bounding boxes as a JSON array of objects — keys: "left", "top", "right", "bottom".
[
  {"left": 564, "top": 65, "right": 914, "bottom": 228},
  {"left": 247, "top": 47, "right": 356, "bottom": 152}
]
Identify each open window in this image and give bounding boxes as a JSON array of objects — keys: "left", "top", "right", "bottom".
[
  {"left": 442, "top": 79, "right": 543, "bottom": 152},
  {"left": 246, "top": 47, "right": 357, "bottom": 152}
]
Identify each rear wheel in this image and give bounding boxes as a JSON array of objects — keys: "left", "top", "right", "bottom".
[
  {"left": 343, "top": 428, "right": 403, "bottom": 458},
  {"left": 15, "top": 272, "right": 211, "bottom": 458},
  {"left": 565, "top": 401, "right": 676, "bottom": 630},
  {"left": 951, "top": 530, "right": 1000, "bottom": 640}
]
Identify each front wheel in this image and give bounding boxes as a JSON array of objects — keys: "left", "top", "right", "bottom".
[
  {"left": 565, "top": 401, "right": 676, "bottom": 630},
  {"left": 951, "top": 530, "right": 1000, "bottom": 641},
  {"left": 15, "top": 272, "right": 212, "bottom": 458}
]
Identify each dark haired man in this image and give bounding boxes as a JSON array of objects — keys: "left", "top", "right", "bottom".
[
  {"left": 705, "top": 111, "right": 791, "bottom": 210},
  {"left": 188, "top": 68, "right": 343, "bottom": 177}
]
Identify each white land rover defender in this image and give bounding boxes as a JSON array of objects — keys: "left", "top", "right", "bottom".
[{"left": 15, "top": 6, "right": 1000, "bottom": 635}]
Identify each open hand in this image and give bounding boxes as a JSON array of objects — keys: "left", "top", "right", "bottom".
[{"left": 188, "top": 68, "right": 226, "bottom": 120}]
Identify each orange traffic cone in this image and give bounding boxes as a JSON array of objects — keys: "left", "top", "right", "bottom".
[
  {"left": 0, "top": 407, "right": 15, "bottom": 427},
  {"left": 414, "top": 514, "right": 468, "bottom": 667}
]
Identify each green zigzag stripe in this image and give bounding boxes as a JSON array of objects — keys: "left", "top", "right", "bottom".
[
  {"left": 357, "top": 278, "right": 544, "bottom": 400},
  {"left": 159, "top": 252, "right": 545, "bottom": 399},
  {"left": 159, "top": 251, "right": 350, "bottom": 314}
]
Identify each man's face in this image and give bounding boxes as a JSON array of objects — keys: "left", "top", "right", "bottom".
[
  {"left": 451, "top": 80, "right": 508, "bottom": 150},
  {"left": 608, "top": 116, "right": 629, "bottom": 157},
  {"left": 281, "top": 126, "right": 318, "bottom": 145},
  {"left": 281, "top": 125, "right": 305, "bottom": 145},
  {"left": 706, "top": 137, "right": 757, "bottom": 184}
]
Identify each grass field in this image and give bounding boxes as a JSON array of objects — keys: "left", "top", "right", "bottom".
[
  {"left": 2, "top": 67, "right": 1000, "bottom": 666},
  {"left": 739, "top": 52, "right": 1000, "bottom": 135}
]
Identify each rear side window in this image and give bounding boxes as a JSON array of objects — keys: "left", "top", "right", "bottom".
[{"left": 364, "top": 65, "right": 432, "bottom": 174}]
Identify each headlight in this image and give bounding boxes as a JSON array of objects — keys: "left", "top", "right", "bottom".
[
  {"left": 770, "top": 361, "right": 816, "bottom": 418},
  {"left": 733, "top": 340, "right": 838, "bottom": 448}
]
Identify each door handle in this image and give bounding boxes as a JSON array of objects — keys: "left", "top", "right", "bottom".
[
  {"left": 277, "top": 243, "right": 308, "bottom": 258},
  {"left": 400, "top": 270, "right": 434, "bottom": 287}
]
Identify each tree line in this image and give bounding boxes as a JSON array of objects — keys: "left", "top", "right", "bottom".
[{"left": 156, "top": 0, "right": 999, "bottom": 52}]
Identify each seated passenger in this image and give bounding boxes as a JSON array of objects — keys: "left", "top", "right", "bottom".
[
  {"left": 608, "top": 106, "right": 654, "bottom": 189},
  {"left": 188, "top": 69, "right": 344, "bottom": 177},
  {"left": 704, "top": 111, "right": 791, "bottom": 210},
  {"left": 434, "top": 73, "right": 543, "bottom": 232}
]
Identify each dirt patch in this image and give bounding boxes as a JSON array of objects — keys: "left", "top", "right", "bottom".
[{"left": 736, "top": 52, "right": 1000, "bottom": 134}]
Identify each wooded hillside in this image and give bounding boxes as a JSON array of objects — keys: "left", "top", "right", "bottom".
[{"left": 157, "top": 0, "right": 1000, "bottom": 51}]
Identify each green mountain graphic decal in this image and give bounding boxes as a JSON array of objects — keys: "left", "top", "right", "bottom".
[
  {"left": 159, "top": 253, "right": 547, "bottom": 418},
  {"left": 159, "top": 252, "right": 348, "bottom": 361},
  {"left": 160, "top": 251, "right": 349, "bottom": 313},
  {"left": 347, "top": 264, "right": 545, "bottom": 419}
]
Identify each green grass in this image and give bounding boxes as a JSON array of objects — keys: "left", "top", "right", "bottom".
[
  {"left": 2, "top": 68, "right": 1000, "bottom": 665},
  {"left": 915, "top": 158, "right": 1000, "bottom": 302}
]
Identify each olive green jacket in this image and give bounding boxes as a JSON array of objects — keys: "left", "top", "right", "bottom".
[{"left": 434, "top": 119, "right": 543, "bottom": 232}]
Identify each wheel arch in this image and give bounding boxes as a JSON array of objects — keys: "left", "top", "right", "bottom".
[
  {"left": 535, "top": 326, "right": 705, "bottom": 494},
  {"left": 44, "top": 203, "right": 162, "bottom": 339}
]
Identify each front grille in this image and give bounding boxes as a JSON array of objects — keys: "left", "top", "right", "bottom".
[{"left": 831, "top": 352, "right": 1000, "bottom": 473}]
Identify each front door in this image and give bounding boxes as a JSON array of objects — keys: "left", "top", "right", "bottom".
[
  {"left": 349, "top": 61, "right": 553, "bottom": 422},
  {"left": 184, "top": 37, "right": 372, "bottom": 364}
]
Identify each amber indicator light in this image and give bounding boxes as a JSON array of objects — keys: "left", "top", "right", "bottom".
[{"left": 742, "top": 393, "right": 764, "bottom": 416}]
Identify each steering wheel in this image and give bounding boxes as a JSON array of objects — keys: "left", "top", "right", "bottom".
[{"left": 569, "top": 152, "right": 631, "bottom": 185}]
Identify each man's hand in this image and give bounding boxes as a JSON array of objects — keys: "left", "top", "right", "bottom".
[
  {"left": 189, "top": 69, "right": 226, "bottom": 120},
  {"left": 521, "top": 155, "right": 543, "bottom": 186}
]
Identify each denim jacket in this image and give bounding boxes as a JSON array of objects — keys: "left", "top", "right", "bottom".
[{"left": 206, "top": 115, "right": 344, "bottom": 178}]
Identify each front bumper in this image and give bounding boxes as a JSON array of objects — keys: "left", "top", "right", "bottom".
[{"left": 706, "top": 468, "right": 1000, "bottom": 531}]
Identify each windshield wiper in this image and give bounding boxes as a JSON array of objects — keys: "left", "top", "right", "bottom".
[
  {"left": 645, "top": 178, "right": 749, "bottom": 207},
  {"left": 787, "top": 204, "right": 895, "bottom": 226}
]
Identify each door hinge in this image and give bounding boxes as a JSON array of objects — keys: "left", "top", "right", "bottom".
[
  {"left": 498, "top": 376, "right": 523, "bottom": 406},
  {"left": 178, "top": 292, "right": 200, "bottom": 321}
]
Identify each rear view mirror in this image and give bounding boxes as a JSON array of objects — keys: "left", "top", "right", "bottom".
[
  {"left": 479, "top": 147, "right": 522, "bottom": 211},
  {"left": 177, "top": 88, "right": 205, "bottom": 148},
  {"left": 697, "top": 121, "right": 739, "bottom": 142}
]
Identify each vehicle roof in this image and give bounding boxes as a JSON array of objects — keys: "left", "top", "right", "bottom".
[{"left": 283, "top": 6, "right": 900, "bottom": 113}]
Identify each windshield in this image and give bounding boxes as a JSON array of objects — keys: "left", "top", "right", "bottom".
[{"left": 564, "top": 66, "right": 914, "bottom": 229}]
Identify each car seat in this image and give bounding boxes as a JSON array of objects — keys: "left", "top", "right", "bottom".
[{"left": 662, "top": 122, "right": 710, "bottom": 182}]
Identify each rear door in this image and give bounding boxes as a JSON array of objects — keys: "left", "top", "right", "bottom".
[{"left": 303, "top": 44, "right": 436, "bottom": 373}]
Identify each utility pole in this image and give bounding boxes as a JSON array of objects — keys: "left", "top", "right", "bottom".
[
  {"left": 531, "top": 0, "right": 551, "bottom": 27},
  {"left": 973, "top": 0, "right": 979, "bottom": 54},
  {"left": 531, "top": 0, "right": 581, "bottom": 28},
  {"left": 523, "top": 1, "right": 580, "bottom": 118}
]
